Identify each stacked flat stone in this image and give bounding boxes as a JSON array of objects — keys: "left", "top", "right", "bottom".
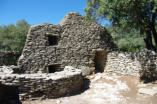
[
  {"left": 105, "top": 49, "right": 157, "bottom": 78},
  {"left": 137, "top": 50, "right": 157, "bottom": 81},
  {"left": 0, "top": 66, "right": 83, "bottom": 100},
  {"left": 18, "top": 24, "right": 62, "bottom": 73},
  {"left": 18, "top": 12, "right": 117, "bottom": 74},
  {"left": 0, "top": 66, "right": 14, "bottom": 74}
]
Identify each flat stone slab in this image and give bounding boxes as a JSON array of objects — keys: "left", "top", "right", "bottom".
[
  {"left": 138, "top": 88, "right": 157, "bottom": 96},
  {"left": 0, "top": 66, "right": 13, "bottom": 74}
]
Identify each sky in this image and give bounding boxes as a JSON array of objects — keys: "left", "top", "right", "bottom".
[{"left": 0, "top": 0, "right": 86, "bottom": 25}]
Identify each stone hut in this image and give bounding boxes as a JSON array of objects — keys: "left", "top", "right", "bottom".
[{"left": 18, "top": 12, "right": 117, "bottom": 74}]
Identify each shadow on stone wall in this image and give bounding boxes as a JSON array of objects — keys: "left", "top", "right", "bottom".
[
  {"left": 138, "top": 50, "right": 157, "bottom": 83},
  {"left": 94, "top": 51, "right": 106, "bottom": 73},
  {"left": 66, "top": 78, "right": 90, "bottom": 97},
  {"left": 0, "top": 84, "right": 22, "bottom": 104},
  {"left": 91, "top": 49, "right": 108, "bottom": 73},
  {"left": 140, "top": 61, "right": 157, "bottom": 83}
]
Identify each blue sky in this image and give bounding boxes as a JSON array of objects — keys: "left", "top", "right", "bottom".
[{"left": 0, "top": 0, "right": 86, "bottom": 25}]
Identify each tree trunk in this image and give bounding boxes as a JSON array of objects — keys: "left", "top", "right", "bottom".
[
  {"left": 144, "top": 30, "right": 156, "bottom": 51},
  {"left": 150, "top": 10, "right": 157, "bottom": 51},
  {"left": 151, "top": 26, "right": 157, "bottom": 49}
]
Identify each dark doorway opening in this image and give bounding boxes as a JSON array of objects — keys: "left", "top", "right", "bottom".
[
  {"left": 48, "top": 64, "right": 61, "bottom": 73},
  {"left": 94, "top": 50, "right": 107, "bottom": 72}
]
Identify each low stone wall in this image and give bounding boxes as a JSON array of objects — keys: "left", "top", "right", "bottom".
[
  {"left": 0, "top": 66, "right": 20, "bottom": 74},
  {"left": 105, "top": 50, "right": 157, "bottom": 78},
  {"left": 0, "top": 67, "right": 83, "bottom": 101},
  {"left": 105, "top": 52, "right": 142, "bottom": 76}
]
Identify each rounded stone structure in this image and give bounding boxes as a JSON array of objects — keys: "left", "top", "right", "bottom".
[
  {"left": 0, "top": 66, "right": 83, "bottom": 101},
  {"left": 18, "top": 12, "right": 117, "bottom": 74}
]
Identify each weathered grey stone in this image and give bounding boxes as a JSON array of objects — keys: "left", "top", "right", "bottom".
[
  {"left": 0, "top": 66, "right": 83, "bottom": 100},
  {"left": 138, "top": 88, "right": 157, "bottom": 96},
  {"left": 18, "top": 12, "right": 117, "bottom": 74},
  {"left": 104, "top": 49, "right": 157, "bottom": 80},
  {"left": 0, "top": 66, "right": 14, "bottom": 74},
  {"left": 80, "top": 66, "right": 94, "bottom": 76},
  {"left": 2, "top": 12, "right": 157, "bottom": 102}
]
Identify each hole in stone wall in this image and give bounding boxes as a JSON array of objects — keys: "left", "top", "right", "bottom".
[
  {"left": 48, "top": 36, "right": 58, "bottom": 46},
  {"left": 94, "top": 50, "right": 107, "bottom": 72},
  {"left": 45, "top": 33, "right": 59, "bottom": 46},
  {"left": 48, "top": 64, "right": 61, "bottom": 73}
]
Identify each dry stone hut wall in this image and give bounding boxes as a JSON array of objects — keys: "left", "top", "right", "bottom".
[
  {"left": 59, "top": 13, "right": 117, "bottom": 72},
  {"left": 0, "top": 67, "right": 83, "bottom": 101},
  {"left": 18, "top": 24, "right": 62, "bottom": 73},
  {"left": 105, "top": 50, "right": 157, "bottom": 78},
  {"left": 1, "top": 12, "right": 157, "bottom": 103},
  {"left": 105, "top": 52, "right": 142, "bottom": 76},
  {"left": 18, "top": 12, "right": 117, "bottom": 74}
]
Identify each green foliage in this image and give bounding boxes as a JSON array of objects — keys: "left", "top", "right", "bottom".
[
  {"left": 107, "top": 26, "right": 145, "bottom": 52},
  {"left": 85, "top": 0, "right": 157, "bottom": 28},
  {"left": 85, "top": 0, "right": 157, "bottom": 51},
  {"left": 0, "top": 55, "right": 19, "bottom": 66},
  {"left": 0, "top": 19, "right": 30, "bottom": 65},
  {"left": 0, "top": 19, "right": 30, "bottom": 52}
]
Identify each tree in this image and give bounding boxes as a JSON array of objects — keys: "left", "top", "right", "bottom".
[
  {"left": 0, "top": 19, "right": 30, "bottom": 52},
  {"left": 107, "top": 26, "right": 145, "bottom": 52},
  {"left": 0, "top": 19, "right": 30, "bottom": 65},
  {"left": 85, "top": 0, "right": 157, "bottom": 51}
]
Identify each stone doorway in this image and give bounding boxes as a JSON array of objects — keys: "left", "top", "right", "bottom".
[{"left": 93, "top": 50, "right": 107, "bottom": 72}]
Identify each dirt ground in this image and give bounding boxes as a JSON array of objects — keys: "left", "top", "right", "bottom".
[{"left": 23, "top": 72, "right": 157, "bottom": 104}]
